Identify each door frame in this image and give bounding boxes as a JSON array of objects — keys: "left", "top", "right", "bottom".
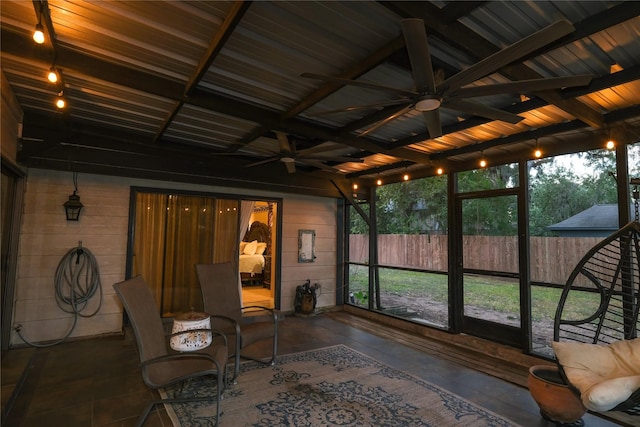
[
  {"left": 449, "top": 163, "right": 532, "bottom": 350},
  {"left": 1, "top": 159, "right": 25, "bottom": 356}
]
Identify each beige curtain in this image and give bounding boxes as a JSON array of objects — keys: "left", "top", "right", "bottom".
[
  {"left": 133, "top": 193, "right": 168, "bottom": 305},
  {"left": 213, "top": 199, "right": 240, "bottom": 263},
  {"left": 133, "top": 192, "right": 230, "bottom": 317},
  {"left": 163, "top": 195, "right": 216, "bottom": 315}
]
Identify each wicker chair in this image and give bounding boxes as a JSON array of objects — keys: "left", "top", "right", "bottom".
[
  {"left": 552, "top": 221, "right": 640, "bottom": 417},
  {"left": 114, "top": 276, "right": 228, "bottom": 426}
]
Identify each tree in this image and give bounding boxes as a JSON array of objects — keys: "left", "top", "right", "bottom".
[
  {"left": 375, "top": 176, "right": 447, "bottom": 234},
  {"left": 528, "top": 150, "right": 617, "bottom": 236},
  {"left": 457, "top": 165, "right": 518, "bottom": 235}
]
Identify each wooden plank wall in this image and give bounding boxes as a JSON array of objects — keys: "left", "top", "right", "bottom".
[
  {"left": 12, "top": 169, "right": 338, "bottom": 345},
  {"left": 280, "top": 196, "right": 337, "bottom": 312}
]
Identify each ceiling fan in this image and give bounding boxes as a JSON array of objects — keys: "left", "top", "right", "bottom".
[
  {"left": 302, "top": 19, "right": 592, "bottom": 139},
  {"left": 245, "top": 132, "right": 364, "bottom": 174}
]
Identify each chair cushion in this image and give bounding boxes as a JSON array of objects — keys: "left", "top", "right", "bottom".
[{"left": 552, "top": 339, "right": 640, "bottom": 411}]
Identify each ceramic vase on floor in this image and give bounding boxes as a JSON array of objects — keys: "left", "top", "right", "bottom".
[{"left": 528, "top": 365, "right": 586, "bottom": 426}]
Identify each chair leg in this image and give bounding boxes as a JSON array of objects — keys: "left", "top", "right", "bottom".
[
  {"left": 216, "top": 365, "right": 224, "bottom": 423},
  {"left": 233, "top": 351, "right": 240, "bottom": 383},
  {"left": 239, "top": 333, "right": 278, "bottom": 367},
  {"left": 135, "top": 402, "right": 155, "bottom": 427},
  {"left": 139, "top": 371, "right": 226, "bottom": 427}
]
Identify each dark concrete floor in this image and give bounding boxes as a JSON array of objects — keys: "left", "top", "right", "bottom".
[{"left": 1, "top": 312, "right": 624, "bottom": 427}]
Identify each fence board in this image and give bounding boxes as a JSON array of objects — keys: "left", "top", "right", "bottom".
[{"left": 349, "top": 235, "right": 602, "bottom": 284}]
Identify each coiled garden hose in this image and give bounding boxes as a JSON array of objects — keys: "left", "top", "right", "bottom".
[{"left": 14, "top": 242, "right": 103, "bottom": 347}]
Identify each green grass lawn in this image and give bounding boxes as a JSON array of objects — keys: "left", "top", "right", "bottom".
[{"left": 348, "top": 264, "right": 598, "bottom": 322}]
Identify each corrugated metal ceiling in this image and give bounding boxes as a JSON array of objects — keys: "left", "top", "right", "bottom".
[{"left": 1, "top": 0, "right": 638, "bottom": 192}]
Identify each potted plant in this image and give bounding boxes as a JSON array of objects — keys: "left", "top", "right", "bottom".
[{"left": 294, "top": 279, "right": 319, "bottom": 314}]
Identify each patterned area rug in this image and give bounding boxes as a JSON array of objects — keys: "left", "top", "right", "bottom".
[{"left": 162, "top": 344, "right": 522, "bottom": 426}]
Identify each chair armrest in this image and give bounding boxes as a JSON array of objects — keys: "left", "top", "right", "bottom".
[
  {"left": 209, "top": 315, "right": 242, "bottom": 335},
  {"left": 241, "top": 305, "right": 280, "bottom": 322}
]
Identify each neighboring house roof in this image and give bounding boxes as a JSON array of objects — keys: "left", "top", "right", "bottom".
[{"left": 547, "top": 204, "right": 638, "bottom": 232}]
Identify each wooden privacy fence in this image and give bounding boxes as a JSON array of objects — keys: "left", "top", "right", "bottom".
[{"left": 350, "top": 234, "right": 602, "bottom": 285}]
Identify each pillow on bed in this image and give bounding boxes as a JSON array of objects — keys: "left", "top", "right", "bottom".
[
  {"left": 243, "top": 240, "right": 258, "bottom": 255},
  {"left": 239, "top": 241, "right": 247, "bottom": 255},
  {"left": 256, "top": 242, "right": 267, "bottom": 255},
  {"left": 552, "top": 338, "right": 640, "bottom": 411}
]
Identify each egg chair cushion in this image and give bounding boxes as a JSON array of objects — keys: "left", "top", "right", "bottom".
[{"left": 552, "top": 339, "right": 640, "bottom": 412}]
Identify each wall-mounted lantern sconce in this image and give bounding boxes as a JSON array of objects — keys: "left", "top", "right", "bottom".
[
  {"left": 63, "top": 172, "right": 83, "bottom": 221},
  {"left": 64, "top": 191, "right": 83, "bottom": 221}
]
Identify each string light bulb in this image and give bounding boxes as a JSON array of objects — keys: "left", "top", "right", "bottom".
[
  {"left": 47, "top": 67, "right": 58, "bottom": 83},
  {"left": 376, "top": 178, "right": 382, "bottom": 186},
  {"left": 479, "top": 152, "right": 487, "bottom": 168},
  {"left": 55, "top": 94, "right": 66, "bottom": 109},
  {"left": 33, "top": 23, "right": 45, "bottom": 44},
  {"left": 533, "top": 138, "right": 542, "bottom": 158},
  {"left": 436, "top": 167, "right": 444, "bottom": 175},
  {"left": 606, "top": 139, "right": 615, "bottom": 150},
  {"left": 403, "top": 173, "right": 409, "bottom": 181}
]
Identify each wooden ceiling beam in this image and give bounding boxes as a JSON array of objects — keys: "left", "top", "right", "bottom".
[
  {"left": 154, "top": 2, "right": 251, "bottom": 142},
  {"left": 1, "top": 29, "right": 432, "bottom": 166},
  {"left": 429, "top": 105, "right": 640, "bottom": 161}
]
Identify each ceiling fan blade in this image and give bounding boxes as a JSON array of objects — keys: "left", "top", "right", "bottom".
[
  {"left": 358, "top": 105, "right": 412, "bottom": 137},
  {"left": 401, "top": 19, "right": 436, "bottom": 93},
  {"left": 295, "top": 158, "right": 339, "bottom": 173},
  {"left": 305, "top": 99, "right": 411, "bottom": 116},
  {"left": 448, "top": 75, "right": 593, "bottom": 99},
  {"left": 301, "top": 72, "right": 417, "bottom": 97},
  {"left": 296, "top": 142, "right": 357, "bottom": 157},
  {"left": 282, "top": 159, "right": 296, "bottom": 174},
  {"left": 275, "top": 131, "right": 292, "bottom": 154},
  {"left": 423, "top": 110, "right": 442, "bottom": 139},
  {"left": 440, "top": 20, "right": 575, "bottom": 95},
  {"left": 245, "top": 157, "right": 280, "bottom": 168},
  {"left": 444, "top": 99, "right": 524, "bottom": 124}
]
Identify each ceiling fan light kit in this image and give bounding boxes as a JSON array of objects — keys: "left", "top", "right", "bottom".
[{"left": 415, "top": 97, "right": 441, "bottom": 112}]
